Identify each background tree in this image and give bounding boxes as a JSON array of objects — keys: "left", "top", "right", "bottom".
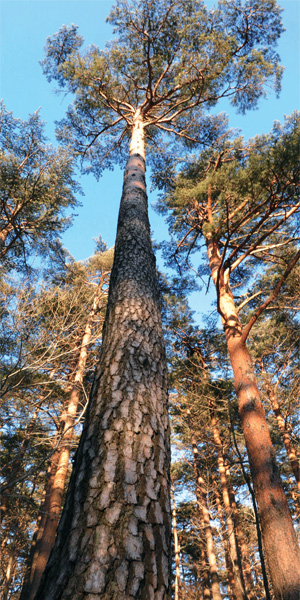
[
  {"left": 0, "top": 103, "right": 79, "bottom": 274},
  {"left": 0, "top": 245, "right": 111, "bottom": 599},
  {"left": 158, "top": 112, "right": 300, "bottom": 599},
  {"left": 35, "top": 1, "right": 286, "bottom": 596}
]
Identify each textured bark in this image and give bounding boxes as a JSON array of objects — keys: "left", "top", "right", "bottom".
[
  {"left": 190, "top": 433, "right": 222, "bottom": 600},
  {"left": 206, "top": 233, "right": 300, "bottom": 600},
  {"left": 171, "top": 481, "right": 181, "bottom": 600},
  {"left": 209, "top": 405, "right": 247, "bottom": 600},
  {"left": 34, "top": 117, "right": 171, "bottom": 599}
]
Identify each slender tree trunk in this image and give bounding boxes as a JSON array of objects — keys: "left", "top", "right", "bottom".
[
  {"left": 209, "top": 404, "right": 247, "bottom": 600},
  {"left": 0, "top": 551, "right": 15, "bottom": 600},
  {"left": 205, "top": 231, "right": 300, "bottom": 600},
  {"left": 34, "top": 112, "right": 171, "bottom": 600},
  {"left": 266, "top": 383, "right": 300, "bottom": 491},
  {"left": 190, "top": 432, "right": 222, "bottom": 600},
  {"left": 199, "top": 536, "right": 212, "bottom": 600},
  {"left": 171, "top": 480, "right": 182, "bottom": 600},
  {"left": 224, "top": 469, "right": 256, "bottom": 600},
  {"left": 0, "top": 402, "right": 42, "bottom": 521},
  {"left": 20, "top": 284, "right": 105, "bottom": 600},
  {"left": 211, "top": 471, "right": 235, "bottom": 600}
]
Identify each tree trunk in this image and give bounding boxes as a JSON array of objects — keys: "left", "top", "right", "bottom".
[
  {"left": 20, "top": 282, "right": 105, "bottom": 600},
  {"left": 205, "top": 232, "right": 300, "bottom": 600},
  {"left": 34, "top": 112, "right": 171, "bottom": 600},
  {"left": 0, "top": 551, "right": 15, "bottom": 600},
  {"left": 199, "top": 537, "right": 212, "bottom": 600},
  {"left": 266, "top": 383, "right": 300, "bottom": 492},
  {"left": 190, "top": 432, "right": 222, "bottom": 600},
  {"left": 209, "top": 403, "right": 247, "bottom": 600},
  {"left": 211, "top": 471, "right": 235, "bottom": 600},
  {"left": 224, "top": 466, "right": 256, "bottom": 600},
  {"left": 171, "top": 480, "right": 181, "bottom": 600}
]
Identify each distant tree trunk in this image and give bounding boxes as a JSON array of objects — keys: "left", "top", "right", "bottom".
[
  {"left": 34, "top": 112, "right": 171, "bottom": 600},
  {"left": 199, "top": 536, "right": 212, "bottom": 600},
  {"left": 265, "top": 382, "right": 300, "bottom": 492},
  {"left": 224, "top": 469, "right": 256, "bottom": 599},
  {"left": 190, "top": 430, "right": 222, "bottom": 600},
  {"left": 205, "top": 230, "right": 300, "bottom": 600},
  {"left": 211, "top": 471, "right": 235, "bottom": 600},
  {"left": 0, "top": 401, "right": 42, "bottom": 521},
  {"left": 20, "top": 282, "right": 105, "bottom": 600},
  {"left": 209, "top": 403, "right": 247, "bottom": 600},
  {"left": 0, "top": 551, "right": 15, "bottom": 600},
  {"left": 171, "top": 480, "right": 182, "bottom": 600}
]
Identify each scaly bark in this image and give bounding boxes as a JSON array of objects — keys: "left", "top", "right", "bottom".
[
  {"left": 34, "top": 112, "right": 171, "bottom": 599},
  {"left": 205, "top": 229, "right": 300, "bottom": 600}
]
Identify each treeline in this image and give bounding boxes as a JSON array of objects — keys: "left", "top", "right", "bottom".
[{"left": 0, "top": 0, "right": 300, "bottom": 599}]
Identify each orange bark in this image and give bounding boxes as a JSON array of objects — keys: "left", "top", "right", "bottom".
[{"left": 206, "top": 232, "right": 300, "bottom": 600}]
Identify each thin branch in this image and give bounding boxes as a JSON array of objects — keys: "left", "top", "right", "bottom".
[{"left": 242, "top": 249, "right": 300, "bottom": 342}]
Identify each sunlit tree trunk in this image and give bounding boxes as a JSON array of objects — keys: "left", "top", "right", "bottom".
[
  {"left": 265, "top": 382, "right": 300, "bottom": 492},
  {"left": 199, "top": 537, "right": 212, "bottom": 600},
  {"left": 34, "top": 112, "right": 171, "bottom": 599},
  {"left": 171, "top": 480, "right": 182, "bottom": 600},
  {"left": 224, "top": 469, "right": 256, "bottom": 600},
  {"left": 209, "top": 403, "right": 247, "bottom": 600},
  {"left": 205, "top": 228, "right": 300, "bottom": 600},
  {"left": 20, "top": 283, "right": 106, "bottom": 600},
  {"left": 0, "top": 551, "right": 15, "bottom": 600},
  {"left": 190, "top": 431, "right": 222, "bottom": 600},
  {"left": 211, "top": 471, "right": 235, "bottom": 600}
]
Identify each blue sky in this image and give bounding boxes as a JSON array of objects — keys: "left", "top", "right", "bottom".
[{"left": 0, "top": 0, "right": 299, "bottom": 285}]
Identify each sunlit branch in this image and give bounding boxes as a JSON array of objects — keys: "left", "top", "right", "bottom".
[{"left": 242, "top": 249, "right": 300, "bottom": 342}]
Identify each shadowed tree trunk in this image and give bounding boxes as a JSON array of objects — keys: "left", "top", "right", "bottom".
[{"left": 34, "top": 113, "right": 171, "bottom": 600}]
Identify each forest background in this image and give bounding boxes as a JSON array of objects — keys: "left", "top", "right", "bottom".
[
  {"left": 1, "top": 0, "right": 299, "bottom": 284},
  {"left": 1, "top": 0, "right": 300, "bottom": 599}
]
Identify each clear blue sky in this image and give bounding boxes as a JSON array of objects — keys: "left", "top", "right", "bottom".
[{"left": 0, "top": 0, "right": 299, "bottom": 273}]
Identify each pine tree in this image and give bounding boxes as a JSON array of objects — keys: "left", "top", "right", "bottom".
[
  {"left": 0, "top": 103, "right": 79, "bottom": 274},
  {"left": 158, "top": 114, "right": 300, "bottom": 599},
  {"left": 34, "top": 1, "right": 285, "bottom": 597}
]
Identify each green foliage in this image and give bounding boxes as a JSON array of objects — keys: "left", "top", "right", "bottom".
[
  {"left": 0, "top": 102, "right": 80, "bottom": 274},
  {"left": 40, "top": 0, "right": 283, "bottom": 176},
  {"left": 158, "top": 113, "right": 300, "bottom": 303}
]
